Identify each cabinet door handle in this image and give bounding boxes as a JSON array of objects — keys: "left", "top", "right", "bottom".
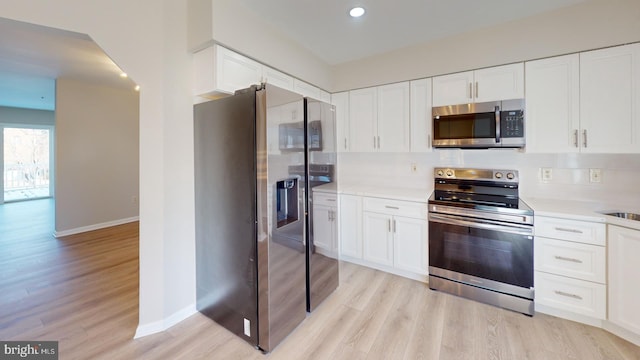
[
  {"left": 393, "top": 220, "right": 396, "bottom": 233},
  {"left": 428, "top": 134, "right": 431, "bottom": 148},
  {"left": 385, "top": 206, "right": 400, "bottom": 210},
  {"left": 388, "top": 219, "right": 391, "bottom": 232},
  {"left": 475, "top": 81, "right": 479, "bottom": 98},
  {"left": 373, "top": 136, "right": 376, "bottom": 149},
  {"left": 344, "top": 138, "right": 347, "bottom": 150},
  {"left": 377, "top": 136, "right": 381, "bottom": 149},
  {"left": 468, "top": 83, "right": 473, "bottom": 99},
  {"left": 583, "top": 129, "right": 587, "bottom": 148},
  {"left": 554, "top": 290, "right": 583, "bottom": 300},
  {"left": 554, "top": 255, "right": 583, "bottom": 264},
  {"left": 573, "top": 130, "right": 578, "bottom": 148},
  {"left": 554, "top": 227, "right": 583, "bottom": 234},
  {"left": 328, "top": 211, "right": 332, "bottom": 221}
]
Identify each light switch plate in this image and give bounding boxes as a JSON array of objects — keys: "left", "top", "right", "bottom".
[{"left": 590, "top": 168, "right": 602, "bottom": 183}]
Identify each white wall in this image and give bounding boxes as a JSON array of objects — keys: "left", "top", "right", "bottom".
[
  {"left": 339, "top": 151, "right": 640, "bottom": 209},
  {"left": 332, "top": 0, "right": 640, "bottom": 91},
  {"left": 55, "top": 78, "right": 139, "bottom": 233},
  {"left": 0, "top": 0, "right": 195, "bottom": 336},
  {"left": 0, "top": 106, "right": 54, "bottom": 126}
]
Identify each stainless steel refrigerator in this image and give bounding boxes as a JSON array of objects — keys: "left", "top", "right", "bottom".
[{"left": 194, "top": 84, "right": 338, "bottom": 352}]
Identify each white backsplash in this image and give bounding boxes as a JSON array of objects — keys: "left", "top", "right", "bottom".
[{"left": 338, "top": 150, "right": 640, "bottom": 207}]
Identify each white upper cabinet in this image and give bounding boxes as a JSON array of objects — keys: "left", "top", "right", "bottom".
[
  {"left": 525, "top": 54, "right": 581, "bottom": 153},
  {"left": 349, "top": 87, "right": 378, "bottom": 152},
  {"left": 432, "top": 71, "right": 474, "bottom": 106},
  {"left": 432, "top": 63, "right": 524, "bottom": 106},
  {"left": 526, "top": 44, "right": 640, "bottom": 154},
  {"left": 348, "top": 83, "right": 410, "bottom": 152},
  {"left": 410, "top": 78, "right": 433, "bottom": 152},
  {"left": 194, "top": 45, "right": 261, "bottom": 96},
  {"left": 214, "top": 46, "right": 262, "bottom": 94},
  {"left": 262, "top": 66, "right": 294, "bottom": 92},
  {"left": 579, "top": 43, "right": 640, "bottom": 153},
  {"left": 331, "top": 92, "right": 350, "bottom": 152},
  {"left": 319, "top": 90, "right": 331, "bottom": 103},
  {"left": 474, "top": 64, "right": 525, "bottom": 103},
  {"left": 193, "top": 44, "right": 328, "bottom": 100},
  {"left": 294, "top": 79, "right": 322, "bottom": 99},
  {"left": 377, "top": 82, "right": 410, "bottom": 152}
]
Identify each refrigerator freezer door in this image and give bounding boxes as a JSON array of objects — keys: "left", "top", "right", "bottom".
[
  {"left": 258, "top": 85, "right": 307, "bottom": 352},
  {"left": 194, "top": 88, "right": 258, "bottom": 346}
]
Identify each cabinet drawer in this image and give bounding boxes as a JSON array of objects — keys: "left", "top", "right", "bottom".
[
  {"left": 535, "top": 271, "right": 606, "bottom": 319},
  {"left": 535, "top": 217, "right": 605, "bottom": 246},
  {"left": 313, "top": 192, "right": 338, "bottom": 207},
  {"left": 363, "top": 197, "right": 427, "bottom": 219},
  {"left": 534, "top": 237, "right": 605, "bottom": 283}
]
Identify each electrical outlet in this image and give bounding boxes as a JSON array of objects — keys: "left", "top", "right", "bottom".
[
  {"left": 541, "top": 168, "right": 553, "bottom": 182},
  {"left": 411, "top": 163, "right": 417, "bottom": 173},
  {"left": 590, "top": 168, "right": 602, "bottom": 183}
]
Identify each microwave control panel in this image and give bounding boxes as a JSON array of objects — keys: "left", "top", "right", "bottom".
[{"left": 501, "top": 110, "right": 524, "bottom": 138}]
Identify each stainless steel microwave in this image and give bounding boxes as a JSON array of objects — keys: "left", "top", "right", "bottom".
[{"left": 432, "top": 99, "right": 525, "bottom": 148}]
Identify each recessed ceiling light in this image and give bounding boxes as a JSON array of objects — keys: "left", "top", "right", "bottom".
[
  {"left": 135, "top": 85, "right": 140, "bottom": 91},
  {"left": 349, "top": 7, "right": 365, "bottom": 18},
  {"left": 120, "top": 72, "right": 128, "bottom": 78}
]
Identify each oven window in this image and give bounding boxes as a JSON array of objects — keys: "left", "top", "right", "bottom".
[
  {"left": 429, "top": 221, "right": 533, "bottom": 288},
  {"left": 434, "top": 112, "right": 496, "bottom": 139}
]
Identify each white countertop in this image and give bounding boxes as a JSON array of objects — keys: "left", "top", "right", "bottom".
[
  {"left": 313, "top": 185, "right": 640, "bottom": 231},
  {"left": 524, "top": 197, "right": 640, "bottom": 231},
  {"left": 313, "top": 183, "right": 430, "bottom": 203}
]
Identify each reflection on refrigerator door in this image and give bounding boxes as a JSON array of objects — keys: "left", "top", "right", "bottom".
[{"left": 305, "top": 98, "right": 339, "bottom": 312}]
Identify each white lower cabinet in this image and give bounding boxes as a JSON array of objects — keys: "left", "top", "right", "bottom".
[
  {"left": 534, "top": 216, "right": 607, "bottom": 322},
  {"left": 361, "top": 197, "right": 428, "bottom": 280},
  {"left": 339, "top": 194, "right": 362, "bottom": 259},
  {"left": 312, "top": 192, "right": 338, "bottom": 256},
  {"left": 363, "top": 212, "right": 394, "bottom": 266},
  {"left": 608, "top": 225, "right": 640, "bottom": 336},
  {"left": 535, "top": 271, "right": 606, "bottom": 319},
  {"left": 393, "top": 216, "right": 428, "bottom": 274}
]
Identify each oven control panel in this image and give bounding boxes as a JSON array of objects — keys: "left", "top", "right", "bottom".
[{"left": 434, "top": 168, "right": 519, "bottom": 182}]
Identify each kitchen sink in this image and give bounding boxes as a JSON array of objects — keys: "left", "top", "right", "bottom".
[{"left": 602, "top": 212, "right": 640, "bottom": 221}]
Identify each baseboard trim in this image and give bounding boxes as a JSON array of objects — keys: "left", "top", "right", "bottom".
[
  {"left": 134, "top": 304, "right": 197, "bottom": 339},
  {"left": 54, "top": 216, "right": 139, "bottom": 237},
  {"left": 534, "top": 303, "right": 604, "bottom": 327},
  {"left": 603, "top": 321, "right": 640, "bottom": 347},
  {"left": 339, "top": 256, "right": 427, "bottom": 283}
]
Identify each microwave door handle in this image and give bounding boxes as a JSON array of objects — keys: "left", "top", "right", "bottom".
[{"left": 495, "top": 106, "right": 501, "bottom": 143}]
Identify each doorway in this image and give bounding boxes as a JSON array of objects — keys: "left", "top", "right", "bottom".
[{"left": 2, "top": 125, "right": 54, "bottom": 202}]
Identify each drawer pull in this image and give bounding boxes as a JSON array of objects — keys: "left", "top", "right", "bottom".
[
  {"left": 554, "top": 290, "right": 583, "bottom": 300},
  {"left": 554, "top": 227, "right": 583, "bottom": 234},
  {"left": 326, "top": 199, "right": 336, "bottom": 202},
  {"left": 385, "top": 206, "right": 400, "bottom": 210},
  {"left": 554, "top": 255, "right": 583, "bottom": 264}
]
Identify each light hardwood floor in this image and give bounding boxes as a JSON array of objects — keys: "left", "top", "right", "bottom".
[{"left": 1, "top": 199, "right": 639, "bottom": 359}]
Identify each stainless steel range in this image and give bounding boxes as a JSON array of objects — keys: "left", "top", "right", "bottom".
[{"left": 428, "top": 168, "right": 535, "bottom": 315}]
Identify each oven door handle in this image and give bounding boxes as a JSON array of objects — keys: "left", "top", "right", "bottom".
[{"left": 429, "top": 213, "right": 533, "bottom": 236}]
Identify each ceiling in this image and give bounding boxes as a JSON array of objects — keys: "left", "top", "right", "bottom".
[
  {"left": 0, "top": 1, "right": 587, "bottom": 111},
  {"left": 239, "top": 0, "right": 587, "bottom": 65},
  {"left": 0, "top": 17, "right": 134, "bottom": 111}
]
